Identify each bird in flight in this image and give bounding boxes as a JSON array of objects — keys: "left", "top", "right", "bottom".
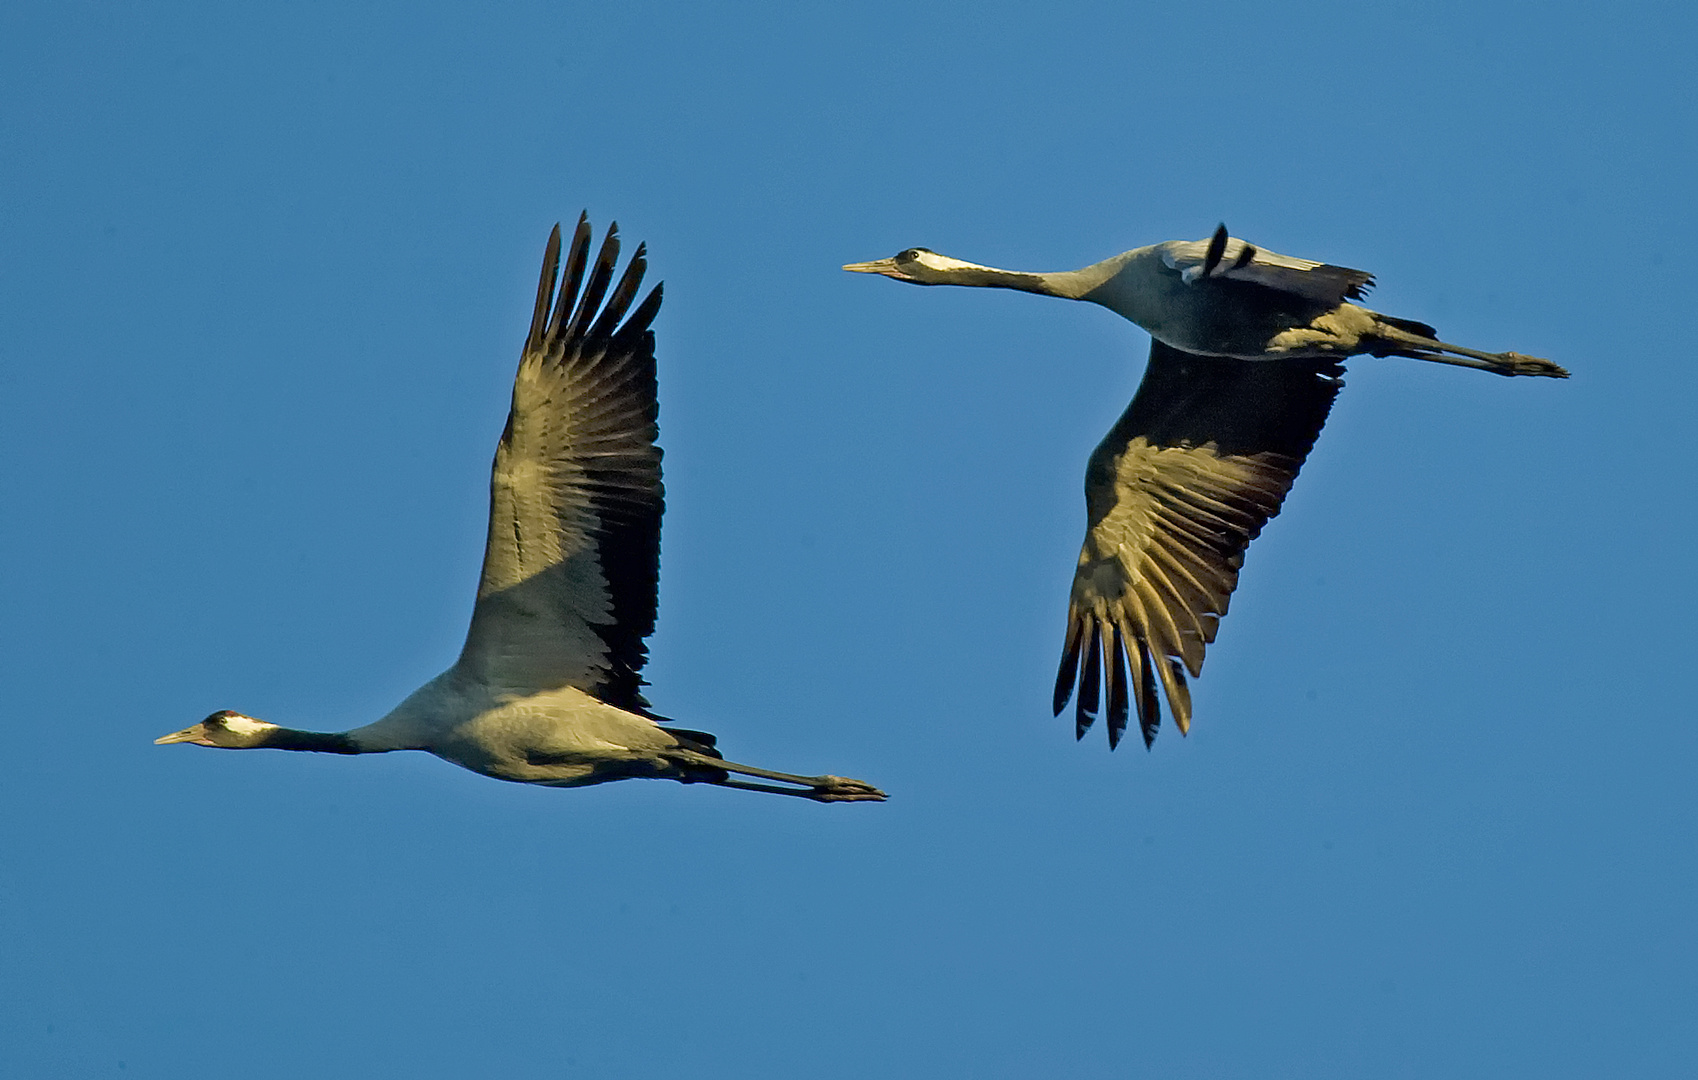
[
  {"left": 158, "top": 216, "right": 886, "bottom": 803},
  {"left": 845, "top": 225, "right": 1566, "bottom": 750}
]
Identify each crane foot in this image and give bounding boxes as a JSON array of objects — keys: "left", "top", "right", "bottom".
[
  {"left": 808, "top": 776, "right": 888, "bottom": 802},
  {"left": 1498, "top": 352, "right": 1570, "bottom": 379}
]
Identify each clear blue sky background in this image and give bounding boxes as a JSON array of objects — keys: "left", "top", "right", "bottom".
[{"left": 3, "top": 2, "right": 1695, "bottom": 1077}]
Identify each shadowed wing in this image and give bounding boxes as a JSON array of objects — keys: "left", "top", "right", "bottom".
[
  {"left": 1053, "top": 340, "right": 1345, "bottom": 748},
  {"left": 456, "top": 216, "right": 665, "bottom": 709}
]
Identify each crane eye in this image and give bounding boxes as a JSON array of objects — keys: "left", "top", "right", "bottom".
[{"left": 899, "top": 248, "right": 924, "bottom": 261}]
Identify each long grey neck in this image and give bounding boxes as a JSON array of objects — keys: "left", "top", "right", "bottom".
[
  {"left": 937, "top": 264, "right": 1074, "bottom": 297},
  {"left": 931, "top": 252, "right": 1138, "bottom": 301}
]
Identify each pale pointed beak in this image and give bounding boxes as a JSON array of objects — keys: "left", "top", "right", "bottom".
[
  {"left": 841, "top": 258, "right": 904, "bottom": 276},
  {"left": 155, "top": 726, "right": 209, "bottom": 745}
]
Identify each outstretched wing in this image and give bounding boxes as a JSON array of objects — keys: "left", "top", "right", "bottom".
[
  {"left": 1053, "top": 340, "right": 1344, "bottom": 749},
  {"left": 1162, "top": 224, "right": 1375, "bottom": 306},
  {"left": 456, "top": 216, "right": 665, "bottom": 709}
]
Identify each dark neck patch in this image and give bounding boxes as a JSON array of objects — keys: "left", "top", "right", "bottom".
[{"left": 265, "top": 728, "right": 363, "bottom": 754}]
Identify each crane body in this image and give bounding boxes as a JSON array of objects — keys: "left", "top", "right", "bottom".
[{"left": 846, "top": 227, "right": 1568, "bottom": 377}]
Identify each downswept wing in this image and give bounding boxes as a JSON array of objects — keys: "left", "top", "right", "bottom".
[
  {"left": 457, "top": 216, "right": 665, "bottom": 709},
  {"left": 1054, "top": 340, "right": 1344, "bottom": 748},
  {"left": 1162, "top": 225, "right": 1375, "bottom": 306}
]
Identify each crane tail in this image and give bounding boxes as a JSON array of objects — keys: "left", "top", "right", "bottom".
[
  {"left": 662, "top": 726, "right": 721, "bottom": 755},
  {"left": 1373, "top": 313, "right": 1439, "bottom": 340}
]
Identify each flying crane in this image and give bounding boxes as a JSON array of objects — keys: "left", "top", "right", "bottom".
[
  {"left": 845, "top": 225, "right": 1566, "bottom": 749},
  {"left": 158, "top": 217, "right": 886, "bottom": 803}
]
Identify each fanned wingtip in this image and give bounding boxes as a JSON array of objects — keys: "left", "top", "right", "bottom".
[
  {"left": 1167, "top": 665, "right": 1193, "bottom": 736},
  {"left": 1135, "top": 643, "right": 1161, "bottom": 750},
  {"left": 528, "top": 224, "right": 566, "bottom": 352},
  {"left": 1105, "top": 626, "right": 1130, "bottom": 750},
  {"left": 1053, "top": 611, "right": 1083, "bottom": 717},
  {"left": 1076, "top": 621, "right": 1102, "bottom": 738}
]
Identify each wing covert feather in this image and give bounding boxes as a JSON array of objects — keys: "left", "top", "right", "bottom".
[
  {"left": 1055, "top": 340, "right": 1344, "bottom": 748},
  {"left": 458, "top": 217, "right": 666, "bottom": 709}
]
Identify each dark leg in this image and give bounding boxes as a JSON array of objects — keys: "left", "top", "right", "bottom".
[
  {"left": 1374, "top": 324, "right": 1570, "bottom": 378},
  {"left": 666, "top": 750, "right": 888, "bottom": 803}
]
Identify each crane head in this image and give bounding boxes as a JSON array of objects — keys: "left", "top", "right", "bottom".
[
  {"left": 155, "top": 710, "right": 277, "bottom": 749},
  {"left": 842, "top": 247, "right": 972, "bottom": 285}
]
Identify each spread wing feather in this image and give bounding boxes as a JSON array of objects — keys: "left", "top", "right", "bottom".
[
  {"left": 1162, "top": 225, "right": 1376, "bottom": 306},
  {"left": 456, "top": 216, "right": 665, "bottom": 709},
  {"left": 1054, "top": 340, "right": 1344, "bottom": 748}
]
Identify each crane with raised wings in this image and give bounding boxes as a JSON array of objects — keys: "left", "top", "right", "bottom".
[{"left": 158, "top": 216, "right": 886, "bottom": 803}]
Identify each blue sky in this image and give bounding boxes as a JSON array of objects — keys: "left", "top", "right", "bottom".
[{"left": 3, "top": 1, "right": 1695, "bottom": 1076}]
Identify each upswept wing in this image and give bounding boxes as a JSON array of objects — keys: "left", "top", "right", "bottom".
[
  {"left": 1162, "top": 224, "right": 1375, "bottom": 306},
  {"left": 1053, "top": 340, "right": 1344, "bottom": 748},
  {"left": 457, "top": 216, "right": 665, "bottom": 709}
]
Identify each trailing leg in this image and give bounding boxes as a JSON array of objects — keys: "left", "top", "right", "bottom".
[
  {"left": 665, "top": 749, "right": 887, "bottom": 803},
  {"left": 1371, "top": 321, "right": 1569, "bottom": 379}
]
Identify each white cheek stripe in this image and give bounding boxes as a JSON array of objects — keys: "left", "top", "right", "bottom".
[
  {"left": 221, "top": 714, "right": 274, "bottom": 737},
  {"left": 917, "top": 253, "right": 983, "bottom": 273}
]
